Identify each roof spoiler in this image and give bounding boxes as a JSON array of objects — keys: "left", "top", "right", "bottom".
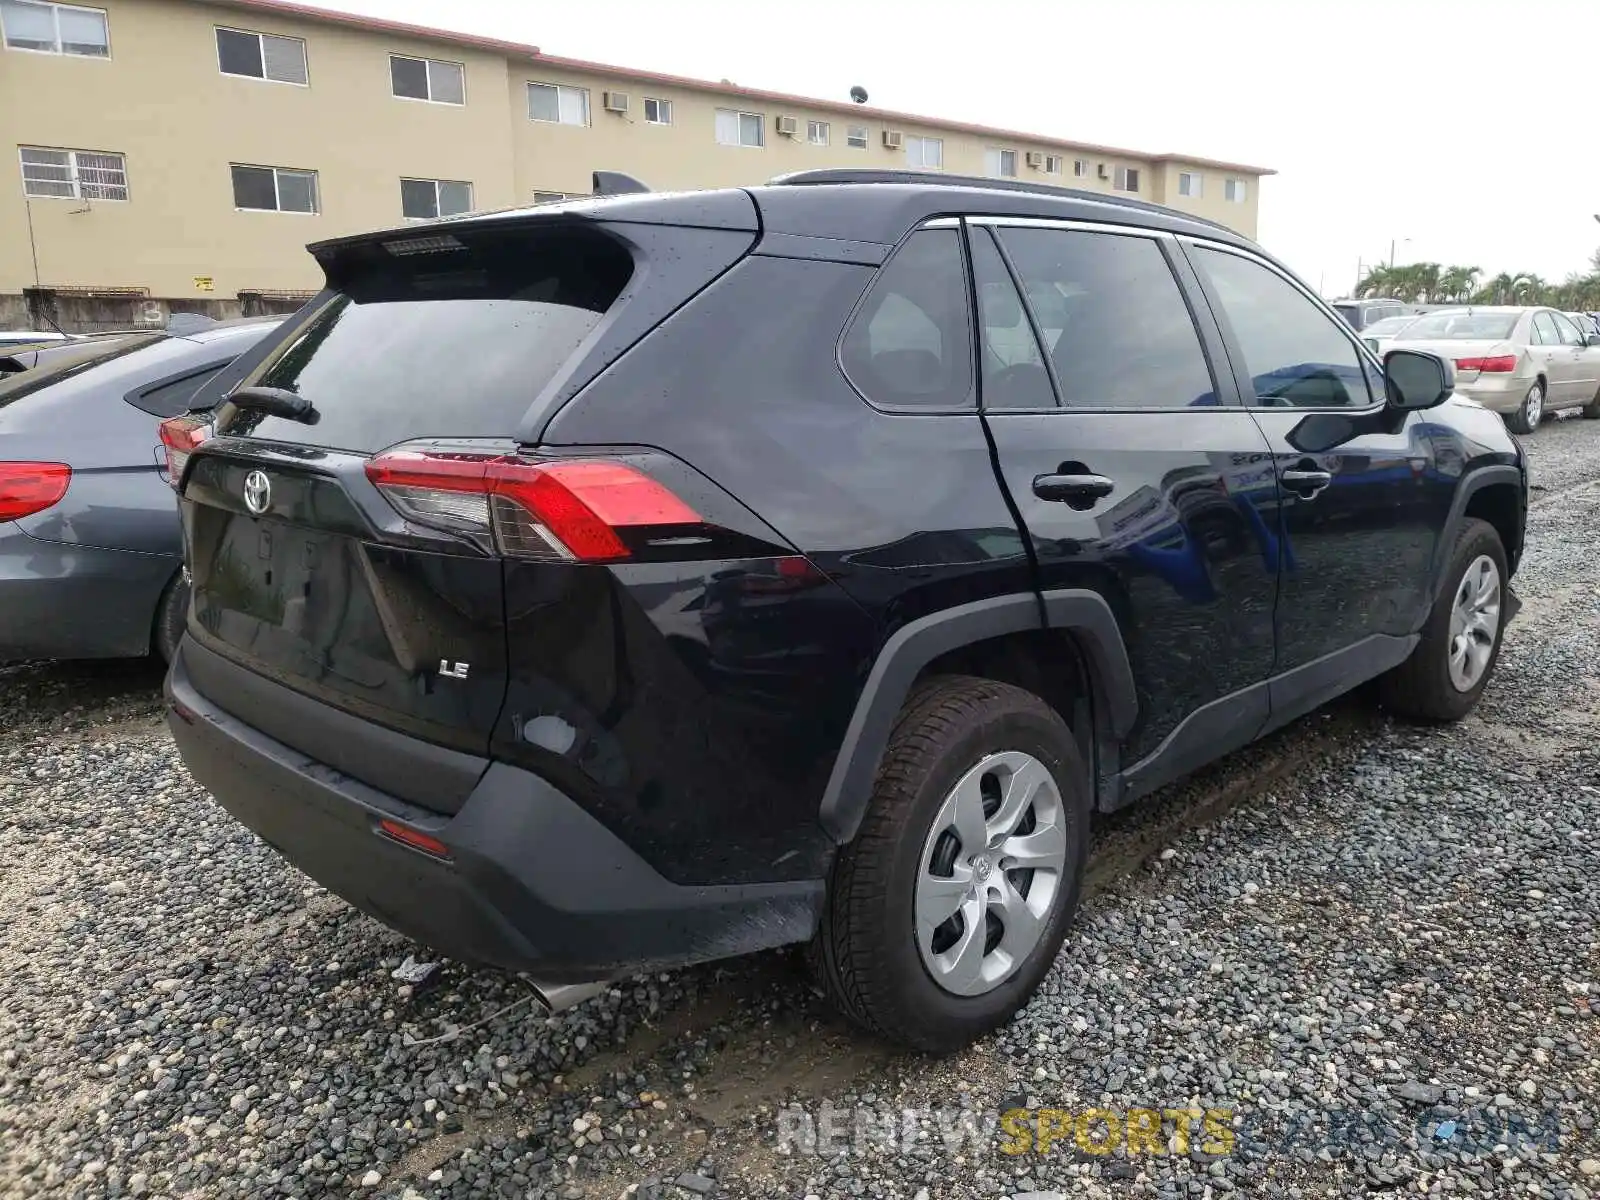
[{"left": 592, "top": 170, "right": 650, "bottom": 197}]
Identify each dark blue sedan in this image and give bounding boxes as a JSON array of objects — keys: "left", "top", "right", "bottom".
[{"left": 0, "top": 319, "right": 280, "bottom": 663}]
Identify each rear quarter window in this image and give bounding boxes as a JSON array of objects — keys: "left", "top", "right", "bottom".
[{"left": 218, "top": 225, "right": 634, "bottom": 452}]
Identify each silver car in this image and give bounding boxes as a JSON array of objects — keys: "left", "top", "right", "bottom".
[
  {"left": 1390, "top": 306, "right": 1600, "bottom": 433},
  {"left": 1359, "top": 313, "right": 1419, "bottom": 358}
]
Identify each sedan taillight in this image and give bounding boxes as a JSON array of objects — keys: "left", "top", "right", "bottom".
[
  {"left": 1455, "top": 355, "right": 1517, "bottom": 373},
  {"left": 0, "top": 461, "right": 71, "bottom": 521},
  {"left": 158, "top": 416, "right": 212, "bottom": 488}
]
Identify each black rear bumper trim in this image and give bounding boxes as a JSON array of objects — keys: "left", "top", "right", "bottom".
[{"left": 166, "top": 642, "right": 823, "bottom": 980}]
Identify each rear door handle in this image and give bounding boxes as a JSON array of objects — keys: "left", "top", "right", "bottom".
[
  {"left": 1281, "top": 467, "right": 1332, "bottom": 499},
  {"left": 1032, "top": 473, "right": 1115, "bottom": 508}
]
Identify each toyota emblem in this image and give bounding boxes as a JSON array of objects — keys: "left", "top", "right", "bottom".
[{"left": 243, "top": 469, "right": 272, "bottom": 516}]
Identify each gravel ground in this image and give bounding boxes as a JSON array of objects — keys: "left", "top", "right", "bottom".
[{"left": 3, "top": 414, "right": 1599, "bottom": 1200}]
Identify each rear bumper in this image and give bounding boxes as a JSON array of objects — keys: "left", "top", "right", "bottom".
[
  {"left": 0, "top": 522, "right": 174, "bottom": 660},
  {"left": 1453, "top": 373, "right": 1530, "bottom": 414},
  {"left": 165, "top": 640, "right": 823, "bottom": 980}
]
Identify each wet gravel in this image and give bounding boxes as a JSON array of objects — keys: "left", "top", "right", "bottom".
[{"left": 3, "top": 416, "right": 1599, "bottom": 1199}]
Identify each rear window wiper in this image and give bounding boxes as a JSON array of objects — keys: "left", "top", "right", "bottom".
[{"left": 227, "top": 386, "right": 319, "bottom": 424}]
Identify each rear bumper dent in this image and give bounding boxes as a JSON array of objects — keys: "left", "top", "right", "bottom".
[{"left": 166, "top": 642, "right": 823, "bottom": 980}]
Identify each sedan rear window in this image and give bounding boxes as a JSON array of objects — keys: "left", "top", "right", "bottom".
[
  {"left": 218, "top": 224, "right": 634, "bottom": 452},
  {"left": 1399, "top": 312, "right": 1519, "bottom": 340}
]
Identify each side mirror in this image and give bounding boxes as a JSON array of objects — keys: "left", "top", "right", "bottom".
[
  {"left": 1384, "top": 349, "right": 1453, "bottom": 411},
  {"left": 1586, "top": 332, "right": 1600, "bottom": 347}
]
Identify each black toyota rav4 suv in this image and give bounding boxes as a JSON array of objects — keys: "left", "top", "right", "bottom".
[{"left": 163, "top": 170, "right": 1525, "bottom": 1052}]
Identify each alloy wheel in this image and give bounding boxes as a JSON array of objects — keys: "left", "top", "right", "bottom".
[{"left": 1448, "top": 553, "right": 1501, "bottom": 692}]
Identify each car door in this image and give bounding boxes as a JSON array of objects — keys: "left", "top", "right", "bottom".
[
  {"left": 970, "top": 217, "right": 1281, "bottom": 800},
  {"left": 1183, "top": 239, "right": 1450, "bottom": 726},
  {"left": 1550, "top": 311, "right": 1598, "bottom": 407},
  {"left": 1529, "top": 311, "right": 1577, "bottom": 404}
]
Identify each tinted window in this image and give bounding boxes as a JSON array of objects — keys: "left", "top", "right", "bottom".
[
  {"left": 128, "top": 365, "right": 229, "bottom": 418},
  {"left": 1531, "top": 313, "right": 1557, "bottom": 345},
  {"left": 1195, "top": 247, "right": 1372, "bottom": 409},
  {"left": 390, "top": 54, "right": 429, "bottom": 99},
  {"left": 220, "top": 226, "right": 633, "bottom": 451},
  {"left": 970, "top": 229, "right": 1054, "bottom": 409},
  {"left": 215, "top": 28, "right": 263, "bottom": 76},
  {"left": 841, "top": 229, "right": 973, "bottom": 409},
  {"left": 998, "top": 227, "right": 1216, "bottom": 409}
]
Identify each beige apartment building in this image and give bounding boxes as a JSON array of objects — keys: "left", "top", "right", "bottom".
[{"left": 0, "top": 0, "right": 1273, "bottom": 328}]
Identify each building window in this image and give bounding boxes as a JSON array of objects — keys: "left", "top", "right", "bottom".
[
  {"left": 1043, "top": 155, "right": 1063, "bottom": 175},
  {"left": 2, "top": 0, "right": 107, "bottom": 56},
  {"left": 643, "top": 96, "right": 672, "bottom": 125},
  {"left": 216, "top": 26, "right": 307, "bottom": 84},
  {"left": 986, "top": 148, "right": 1017, "bottom": 178},
  {"left": 400, "top": 177, "right": 472, "bottom": 219},
  {"left": 846, "top": 125, "right": 868, "bottom": 149},
  {"left": 390, "top": 54, "right": 463, "bottom": 104},
  {"left": 1225, "top": 177, "right": 1248, "bottom": 203},
  {"left": 905, "top": 135, "right": 943, "bottom": 170},
  {"left": 1177, "top": 171, "right": 1202, "bottom": 198},
  {"left": 808, "top": 119, "right": 829, "bottom": 146},
  {"left": 1114, "top": 165, "right": 1140, "bottom": 192},
  {"left": 715, "top": 107, "right": 764, "bottom": 148},
  {"left": 1073, "top": 159, "right": 1088, "bottom": 178},
  {"left": 527, "top": 82, "right": 589, "bottom": 125},
  {"left": 532, "top": 190, "right": 571, "bottom": 204},
  {"left": 231, "top": 163, "right": 318, "bottom": 213},
  {"left": 20, "top": 146, "right": 126, "bottom": 200}
]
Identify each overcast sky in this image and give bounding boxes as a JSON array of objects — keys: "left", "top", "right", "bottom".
[{"left": 303, "top": 0, "right": 1600, "bottom": 296}]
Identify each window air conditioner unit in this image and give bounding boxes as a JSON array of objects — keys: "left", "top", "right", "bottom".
[
  {"left": 1097, "top": 163, "right": 1109, "bottom": 179},
  {"left": 775, "top": 115, "right": 798, "bottom": 136},
  {"left": 882, "top": 129, "right": 903, "bottom": 150},
  {"left": 1025, "top": 151, "right": 1044, "bottom": 169},
  {"left": 602, "top": 91, "right": 629, "bottom": 114}
]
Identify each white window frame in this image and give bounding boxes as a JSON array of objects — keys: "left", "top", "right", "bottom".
[
  {"left": 643, "top": 96, "right": 672, "bottom": 125},
  {"left": 389, "top": 53, "right": 464, "bottom": 105},
  {"left": 986, "top": 148, "right": 1017, "bottom": 178},
  {"left": 19, "top": 145, "right": 127, "bottom": 200},
  {"left": 532, "top": 190, "right": 572, "bottom": 204},
  {"left": 2, "top": 0, "right": 108, "bottom": 57},
  {"left": 400, "top": 176, "right": 473, "bottom": 220},
  {"left": 215, "top": 25, "right": 307, "bottom": 85},
  {"left": 1114, "top": 165, "right": 1140, "bottom": 192},
  {"left": 1177, "top": 171, "right": 1202, "bottom": 198},
  {"left": 1072, "top": 159, "right": 1088, "bottom": 178},
  {"left": 715, "top": 107, "right": 764, "bottom": 148},
  {"left": 231, "top": 163, "right": 319, "bottom": 214},
  {"left": 1224, "top": 177, "right": 1248, "bottom": 203},
  {"left": 1043, "top": 155, "right": 1063, "bottom": 176},
  {"left": 905, "top": 135, "right": 943, "bottom": 170},
  {"left": 846, "top": 125, "right": 869, "bottom": 149},
  {"left": 527, "top": 81, "right": 590, "bottom": 125},
  {"left": 807, "top": 119, "right": 829, "bottom": 146}
]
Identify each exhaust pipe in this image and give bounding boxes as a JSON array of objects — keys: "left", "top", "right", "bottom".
[{"left": 526, "top": 978, "right": 609, "bottom": 1013}]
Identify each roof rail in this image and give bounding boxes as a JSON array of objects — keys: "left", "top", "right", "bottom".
[
  {"left": 767, "top": 168, "right": 1237, "bottom": 234},
  {"left": 592, "top": 170, "right": 650, "bottom": 197}
]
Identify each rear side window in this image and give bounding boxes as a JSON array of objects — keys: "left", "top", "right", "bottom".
[
  {"left": 969, "top": 228, "right": 1054, "bottom": 410},
  {"left": 126, "top": 365, "right": 229, "bottom": 417},
  {"left": 997, "top": 227, "right": 1217, "bottom": 409},
  {"left": 220, "top": 225, "right": 634, "bottom": 451},
  {"left": 841, "top": 228, "right": 974, "bottom": 409}
]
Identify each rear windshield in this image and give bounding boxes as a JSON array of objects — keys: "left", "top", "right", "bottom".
[
  {"left": 1399, "top": 311, "right": 1519, "bottom": 340},
  {"left": 217, "top": 224, "right": 634, "bottom": 452},
  {"left": 0, "top": 334, "right": 162, "bottom": 411},
  {"left": 1362, "top": 315, "right": 1414, "bottom": 336},
  {"left": 1331, "top": 303, "right": 1360, "bottom": 327}
]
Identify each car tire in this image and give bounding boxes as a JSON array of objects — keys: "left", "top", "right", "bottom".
[
  {"left": 1378, "top": 518, "right": 1507, "bottom": 723},
  {"left": 809, "top": 675, "right": 1089, "bottom": 1053},
  {"left": 153, "top": 571, "right": 189, "bottom": 666},
  {"left": 1582, "top": 388, "right": 1600, "bottom": 420},
  {"left": 1504, "top": 381, "right": 1543, "bottom": 435}
]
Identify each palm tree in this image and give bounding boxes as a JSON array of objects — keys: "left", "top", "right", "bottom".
[
  {"left": 1511, "top": 273, "right": 1545, "bottom": 304},
  {"left": 1355, "top": 266, "right": 1394, "bottom": 298},
  {"left": 1439, "top": 266, "right": 1481, "bottom": 303},
  {"left": 1476, "top": 273, "right": 1517, "bottom": 304}
]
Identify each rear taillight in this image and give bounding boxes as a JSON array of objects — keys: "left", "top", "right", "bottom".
[
  {"left": 0, "top": 462, "right": 70, "bottom": 521},
  {"left": 364, "top": 449, "right": 702, "bottom": 562},
  {"left": 158, "top": 415, "right": 212, "bottom": 488},
  {"left": 1455, "top": 355, "right": 1517, "bottom": 373}
]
